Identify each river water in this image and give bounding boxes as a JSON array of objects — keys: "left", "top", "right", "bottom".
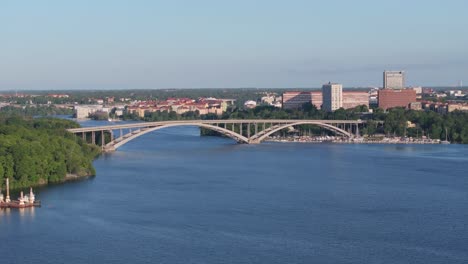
[{"left": 1, "top": 121, "right": 468, "bottom": 264}]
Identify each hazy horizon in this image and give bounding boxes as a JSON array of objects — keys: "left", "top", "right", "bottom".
[{"left": 1, "top": 0, "right": 467, "bottom": 90}]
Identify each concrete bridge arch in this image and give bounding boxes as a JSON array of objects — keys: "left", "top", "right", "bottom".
[
  {"left": 249, "top": 121, "right": 352, "bottom": 143},
  {"left": 109, "top": 123, "right": 250, "bottom": 150}
]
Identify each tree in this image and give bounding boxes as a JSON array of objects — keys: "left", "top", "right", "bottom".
[
  {"left": 461, "top": 126, "right": 468, "bottom": 144},
  {"left": 0, "top": 115, "right": 100, "bottom": 188}
]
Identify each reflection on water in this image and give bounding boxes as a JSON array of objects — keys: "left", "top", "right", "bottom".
[
  {"left": 0, "top": 208, "right": 11, "bottom": 217},
  {"left": 18, "top": 207, "right": 36, "bottom": 221},
  {"left": 1, "top": 207, "right": 36, "bottom": 222}
]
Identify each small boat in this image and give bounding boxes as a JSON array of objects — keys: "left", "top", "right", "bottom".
[{"left": 0, "top": 179, "right": 41, "bottom": 209}]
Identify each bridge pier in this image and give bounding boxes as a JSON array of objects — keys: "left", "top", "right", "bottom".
[
  {"left": 103, "top": 145, "right": 116, "bottom": 152},
  {"left": 248, "top": 138, "right": 261, "bottom": 144},
  {"left": 101, "top": 131, "right": 105, "bottom": 150},
  {"left": 92, "top": 131, "right": 96, "bottom": 144}
]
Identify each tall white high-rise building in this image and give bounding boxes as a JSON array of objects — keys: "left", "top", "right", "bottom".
[
  {"left": 322, "top": 82, "right": 343, "bottom": 112},
  {"left": 383, "top": 71, "right": 405, "bottom": 89}
]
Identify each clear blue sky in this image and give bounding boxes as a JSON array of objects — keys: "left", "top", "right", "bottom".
[{"left": 1, "top": 0, "right": 467, "bottom": 90}]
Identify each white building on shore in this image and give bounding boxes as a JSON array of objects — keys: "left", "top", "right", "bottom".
[{"left": 74, "top": 105, "right": 104, "bottom": 119}]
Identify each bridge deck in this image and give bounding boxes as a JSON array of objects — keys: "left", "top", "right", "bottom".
[{"left": 67, "top": 119, "right": 364, "bottom": 133}]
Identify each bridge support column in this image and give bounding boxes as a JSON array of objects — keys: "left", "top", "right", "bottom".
[
  {"left": 82, "top": 132, "right": 86, "bottom": 141},
  {"left": 110, "top": 130, "right": 114, "bottom": 141},
  {"left": 239, "top": 123, "right": 242, "bottom": 136},
  {"left": 247, "top": 123, "right": 251, "bottom": 138},
  {"left": 92, "top": 131, "right": 96, "bottom": 144},
  {"left": 231, "top": 123, "right": 234, "bottom": 132},
  {"left": 255, "top": 123, "right": 258, "bottom": 135},
  {"left": 120, "top": 128, "right": 123, "bottom": 138},
  {"left": 355, "top": 124, "right": 360, "bottom": 137},
  {"left": 101, "top": 131, "right": 105, "bottom": 150},
  {"left": 103, "top": 145, "right": 116, "bottom": 152}
]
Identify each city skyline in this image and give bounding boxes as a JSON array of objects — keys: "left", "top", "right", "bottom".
[{"left": 1, "top": 0, "right": 467, "bottom": 90}]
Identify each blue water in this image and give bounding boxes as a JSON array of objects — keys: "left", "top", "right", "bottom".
[{"left": 1, "top": 125, "right": 468, "bottom": 264}]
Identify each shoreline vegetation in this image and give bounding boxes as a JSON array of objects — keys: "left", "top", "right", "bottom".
[{"left": 0, "top": 115, "right": 100, "bottom": 190}]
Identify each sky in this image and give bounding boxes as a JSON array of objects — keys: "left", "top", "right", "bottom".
[{"left": 1, "top": 0, "right": 467, "bottom": 90}]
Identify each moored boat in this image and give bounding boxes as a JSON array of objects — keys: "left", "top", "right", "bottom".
[
  {"left": 440, "top": 128, "right": 451, "bottom": 144},
  {"left": 0, "top": 179, "right": 41, "bottom": 209}
]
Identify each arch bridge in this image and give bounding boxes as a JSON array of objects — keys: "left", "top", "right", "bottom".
[{"left": 67, "top": 119, "right": 364, "bottom": 152}]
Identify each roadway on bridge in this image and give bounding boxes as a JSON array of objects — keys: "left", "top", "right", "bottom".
[{"left": 67, "top": 119, "right": 364, "bottom": 133}]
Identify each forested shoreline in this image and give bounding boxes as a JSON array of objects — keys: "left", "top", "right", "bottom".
[
  {"left": 0, "top": 115, "right": 100, "bottom": 189},
  {"left": 0, "top": 105, "right": 74, "bottom": 116}
]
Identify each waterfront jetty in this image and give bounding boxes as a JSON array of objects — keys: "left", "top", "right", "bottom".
[
  {"left": 0, "top": 178, "right": 41, "bottom": 209},
  {"left": 267, "top": 135, "right": 444, "bottom": 144}
]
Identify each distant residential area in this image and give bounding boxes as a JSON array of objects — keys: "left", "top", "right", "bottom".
[{"left": 1, "top": 71, "right": 467, "bottom": 121}]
